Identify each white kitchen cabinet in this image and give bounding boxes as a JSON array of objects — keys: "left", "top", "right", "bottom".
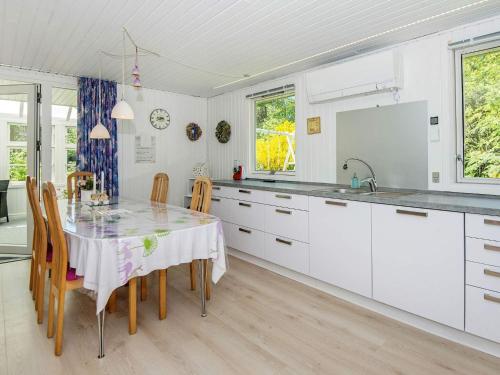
[
  {"left": 466, "top": 261, "right": 500, "bottom": 293},
  {"left": 265, "top": 205, "right": 309, "bottom": 243},
  {"left": 209, "top": 196, "right": 229, "bottom": 221},
  {"left": 265, "top": 191, "right": 309, "bottom": 211},
  {"left": 223, "top": 199, "right": 266, "bottom": 231},
  {"left": 466, "top": 213, "right": 500, "bottom": 242},
  {"left": 466, "top": 237, "right": 500, "bottom": 267},
  {"left": 309, "top": 197, "right": 372, "bottom": 297},
  {"left": 264, "top": 234, "right": 309, "bottom": 274},
  {"left": 372, "top": 204, "right": 464, "bottom": 329},
  {"left": 466, "top": 285, "right": 500, "bottom": 343},
  {"left": 224, "top": 222, "right": 266, "bottom": 259}
]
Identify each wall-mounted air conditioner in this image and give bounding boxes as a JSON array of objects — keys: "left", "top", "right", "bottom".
[{"left": 306, "top": 50, "right": 403, "bottom": 104}]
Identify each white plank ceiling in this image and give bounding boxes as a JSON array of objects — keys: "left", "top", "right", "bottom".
[{"left": 0, "top": 0, "right": 499, "bottom": 97}]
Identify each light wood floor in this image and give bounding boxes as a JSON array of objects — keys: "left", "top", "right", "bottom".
[{"left": 1, "top": 257, "right": 500, "bottom": 375}]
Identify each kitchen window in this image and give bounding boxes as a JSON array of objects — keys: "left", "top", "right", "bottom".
[
  {"left": 455, "top": 42, "right": 500, "bottom": 183},
  {"left": 253, "top": 90, "right": 296, "bottom": 173},
  {"left": 7, "top": 122, "right": 28, "bottom": 182}
]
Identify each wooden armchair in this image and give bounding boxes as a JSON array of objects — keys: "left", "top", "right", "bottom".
[{"left": 67, "top": 171, "right": 93, "bottom": 201}]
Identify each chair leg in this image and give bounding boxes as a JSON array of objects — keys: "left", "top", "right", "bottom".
[
  {"left": 204, "top": 260, "right": 211, "bottom": 301},
  {"left": 54, "top": 290, "right": 66, "bottom": 356},
  {"left": 190, "top": 261, "right": 196, "bottom": 290},
  {"left": 107, "top": 291, "right": 117, "bottom": 313},
  {"left": 36, "top": 267, "right": 46, "bottom": 324},
  {"left": 159, "top": 269, "right": 167, "bottom": 320},
  {"left": 47, "top": 284, "right": 55, "bottom": 338},
  {"left": 140, "top": 276, "right": 148, "bottom": 301},
  {"left": 128, "top": 278, "right": 137, "bottom": 335},
  {"left": 29, "top": 255, "right": 35, "bottom": 292}
]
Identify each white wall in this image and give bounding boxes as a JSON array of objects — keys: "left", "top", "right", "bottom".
[
  {"left": 206, "top": 16, "right": 500, "bottom": 195},
  {"left": 118, "top": 85, "right": 207, "bottom": 205}
]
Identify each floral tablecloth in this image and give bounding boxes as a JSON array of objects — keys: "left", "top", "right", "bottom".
[{"left": 59, "top": 198, "right": 227, "bottom": 313}]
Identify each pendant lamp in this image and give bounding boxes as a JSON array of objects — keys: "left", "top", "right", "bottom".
[
  {"left": 90, "top": 53, "right": 111, "bottom": 139},
  {"left": 111, "top": 30, "right": 134, "bottom": 120}
]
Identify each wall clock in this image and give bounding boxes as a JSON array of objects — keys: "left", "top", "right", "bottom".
[{"left": 150, "top": 108, "right": 170, "bottom": 130}]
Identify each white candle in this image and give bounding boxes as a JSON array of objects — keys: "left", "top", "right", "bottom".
[
  {"left": 101, "top": 171, "right": 105, "bottom": 194},
  {"left": 93, "top": 173, "right": 96, "bottom": 194}
]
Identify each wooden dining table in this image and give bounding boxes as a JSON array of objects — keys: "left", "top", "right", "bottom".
[{"left": 57, "top": 197, "right": 227, "bottom": 358}]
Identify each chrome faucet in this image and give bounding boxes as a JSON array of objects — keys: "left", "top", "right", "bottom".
[{"left": 342, "top": 158, "right": 378, "bottom": 192}]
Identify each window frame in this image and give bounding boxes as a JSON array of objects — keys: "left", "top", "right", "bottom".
[
  {"left": 6, "top": 121, "right": 28, "bottom": 183},
  {"left": 455, "top": 40, "right": 500, "bottom": 185},
  {"left": 252, "top": 90, "right": 296, "bottom": 175}
]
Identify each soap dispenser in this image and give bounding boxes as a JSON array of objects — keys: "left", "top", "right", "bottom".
[{"left": 351, "top": 173, "right": 359, "bottom": 189}]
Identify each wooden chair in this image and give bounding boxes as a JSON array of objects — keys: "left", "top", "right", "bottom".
[
  {"left": 189, "top": 177, "right": 213, "bottom": 300},
  {"left": 66, "top": 171, "right": 93, "bottom": 201},
  {"left": 26, "top": 177, "right": 53, "bottom": 324},
  {"left": 139, "top": 173, "right": 169, "bottom": 315},
  {"left": 42, "top": 181, "right": 84, "bottom": 356}
]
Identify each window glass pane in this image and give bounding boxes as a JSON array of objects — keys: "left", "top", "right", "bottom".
[
  {"left": 66, "top": 149, "right": 77, "bottom": 174},
  {"left": 65, "top": 126, "right": 76, "bottom": 144},
  {"left": 9, "top": 122, "right": 27, "bottom": 141},
  {"left": 462, "top": 47, "right": 500, "bottom": 179},
  {"left": 9, "top": 148, "right": 27, "bottom": 181},
  {"left": 255, "top": 93, "right": 296, "bottom": 172}
]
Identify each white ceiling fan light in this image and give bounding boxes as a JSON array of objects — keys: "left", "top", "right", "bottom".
[
  {"left": 90, "top": 52, "right": 111, "bottom": 139},
  {"left": 112, "top": 30, "right": 134, "bottom": 120}
]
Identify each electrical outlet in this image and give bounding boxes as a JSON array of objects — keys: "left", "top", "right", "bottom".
[{"left": 432, "top": 172, "right": 440, "bottom": 183}]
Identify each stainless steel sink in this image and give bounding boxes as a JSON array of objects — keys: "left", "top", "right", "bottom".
[
  {"left": 360, "top": 191, "right": 413, "bottom": 198},
  {"left": 324, "top": 188, "right": 369, "bottom": 194}
]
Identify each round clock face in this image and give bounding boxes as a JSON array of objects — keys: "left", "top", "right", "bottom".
[{"left": 150, "top": 109, "right": 170, "bottom": 130}]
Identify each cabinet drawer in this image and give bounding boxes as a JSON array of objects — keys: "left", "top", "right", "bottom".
[
  {"left": 264, "top": 234, "right": 308, "bottom": 274},
  {"left": 265, "top": 205, "right": 308, "bottom": 243},
  {"left": 209, "top": 197, "right": 228, "bottom": 221},
  {"left": 211, "top": 185, "right": 233, "bottom": 199},
  {"left": 466, "top": 285, "right": 500, "bottom": 344},
  {"left": 225, "top": 223, "right": 265, "bottom": 259},
  {"left": 265, "top": 191, "right": 308, "bottom": 211},
  {"left": 228, "top": 187, "right": 266, "bottom": 203},
  {"left": 224, "top": 199, "right": 266, "bottom": 231},
  {"left": 466, "top": 237, "right": 500, "bottom": 267},
  {"left": 466, "top": 214, "right": 500, "bottom": 241},
  {"left": 466, "top": 261, "right": 500, "bottom": 293}
]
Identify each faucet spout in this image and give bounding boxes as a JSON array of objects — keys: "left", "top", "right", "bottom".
[{"left": 343, "top": 158, "right": 377, "bottom": 192}]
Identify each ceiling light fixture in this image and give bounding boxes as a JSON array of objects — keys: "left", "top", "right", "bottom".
[
  {"left": 90, "top": 52, "right": 111, "bottom": 139},
  {"left": 111, "top": 30, "right": 134, "bottom": 120},
  {"left": 213, "top": 0, "right": 490, "bottom": 90}
]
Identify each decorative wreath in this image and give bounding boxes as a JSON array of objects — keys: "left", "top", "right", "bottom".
[
  {"left": 215, "top": 120, "right": 231, "bottom": 143},
  {"left": 186, "top": 122, "right": 202, "bottom": 141}
]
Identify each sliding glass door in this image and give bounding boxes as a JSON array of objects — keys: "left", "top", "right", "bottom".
[{"left": 0, "top": 84, "right": 40, "bottom": 256}]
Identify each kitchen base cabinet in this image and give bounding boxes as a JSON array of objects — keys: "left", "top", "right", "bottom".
[
  {"left": 466, "top": 286, "right": 500, "bottom": 343},
  {"left": 264, "top": 234, "right": 309, "bottom": 274},
  {"left": 309, "top": 197, "right": 372, "bottom": 297},
  {"left": 224, "top": 222, "right": 266, "bottom": 259},
  {"left": 372, "top": 204, "right": 464, "bottom": 330}
]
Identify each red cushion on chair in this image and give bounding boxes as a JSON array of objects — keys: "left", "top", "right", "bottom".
[
  {"left": 66, "top": 267, "right": 81, "bottom": 281},
  {"left": 46, "top": 242, "right": 53, "bottom": 262}
]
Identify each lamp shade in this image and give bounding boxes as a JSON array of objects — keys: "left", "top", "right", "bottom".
[
  {"left": 111, "top": 99, "right": 134, "bottom": 120},
  {"left": 90, "top": 121, "right": 111, "bottom": 139}
]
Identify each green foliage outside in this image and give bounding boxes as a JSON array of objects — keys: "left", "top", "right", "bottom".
[
  {"left": 9, "top": 148, "right": 27, "bottom": 181},
  {"left": 9, "top": 123, "right": 27, "bottom": 141},
  {"left": 66, "top": 126, "right": 77, "bottom": 144},
  {"left": 255, "top": 94, "right": 296, "bottom": 171},
  {"left": 66, "top": 149, "right": 77, "bottom": 174},
  {"left": 462, "top": 47, "right": 500, "bottom": 179}
]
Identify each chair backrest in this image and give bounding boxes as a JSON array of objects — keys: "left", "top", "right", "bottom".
[
  {"left": 190, "top": 177, "right": 212, "bottom": 213},
  {"left": 42, "top": 181, "right": 68, "bottom": 286},
  {"left": 26, "top": 177, "right": 49, "bottom": 268},
  {"left": 150, "top": 173, "right": 169, "bottom": 203},
  {"left": 0, "top": 180, "right": 9, "bottom": 192},
  {"left": 67, "top": 171, "right": 93, "bottom": 201}
]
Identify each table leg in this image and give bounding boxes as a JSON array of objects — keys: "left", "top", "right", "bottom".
[
  {"left": 199, "top": 259, "right": 207, "bottom": 317},
  {"left": 97, "top": 309, "right": 105, "bottom": 359}
]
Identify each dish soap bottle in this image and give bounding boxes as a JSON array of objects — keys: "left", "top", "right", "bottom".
[{"left": 351, "top": 173, "right": 359, "bottom": 189}]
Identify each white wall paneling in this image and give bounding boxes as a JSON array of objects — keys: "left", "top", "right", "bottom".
[{"left": 206, "top": 16, "right": 500, "bottom": 195}]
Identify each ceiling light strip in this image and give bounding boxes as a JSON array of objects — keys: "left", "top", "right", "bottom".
[{"left": 213, "top": 0, "right": 490, "bottom": 90}]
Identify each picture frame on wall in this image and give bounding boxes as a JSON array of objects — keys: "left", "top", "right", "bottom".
[{"left": 307, "top": 116, "right": 321, "bottom": 135}]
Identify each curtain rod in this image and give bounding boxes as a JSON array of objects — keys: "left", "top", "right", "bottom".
[
  {"left": 246, "top": 84, "right": 295, "bottom": 99},
  {"left": 448, "top": 31, "right": 500, "bottom": 49}
]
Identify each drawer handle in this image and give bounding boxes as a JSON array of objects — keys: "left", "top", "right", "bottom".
[
  {"left": 325, "top": 200, "right": 347, "bottom": 207},
  {"left": 275, "top": 209, "right": 292, "bottom": 215},
  {"left": 484, "top": 243, "right": 500, "bottom": 252},
  {"left": 213, "top": 186, "right": 221, "bottom": 190},
  {"left": 238, "top": 228, "right": 251, "bottom": 234},
  {"left": 484, "top": 269, "right": 500, "bottom": 278},
  {"left": 211, "top": 198, "right": 221, "bottom": 202},
  {"left": 484, "top": 294, "right": 500, "bottom": 304},
  {"left": 276, "top": 238, "right": 292, "bottom": 246},
  {"left": 239, "top": 202, "right": 251, "bottom": 207},
  {"left": 275, "top": 194, "right": 291, "bottom": 199},
  {"left": 484, "top": 219, "right": 500, "bottom": 226},
  {"left": 239, "top": 189, "right": 251, "bottom": 194},
  {"left": 396, "top": 209, "right": 427, "bottom": 217}
]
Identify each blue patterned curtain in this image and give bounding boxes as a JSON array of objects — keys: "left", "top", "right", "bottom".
[{"left": 77, "top": 77, "right": 119, "bottom": 197}]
